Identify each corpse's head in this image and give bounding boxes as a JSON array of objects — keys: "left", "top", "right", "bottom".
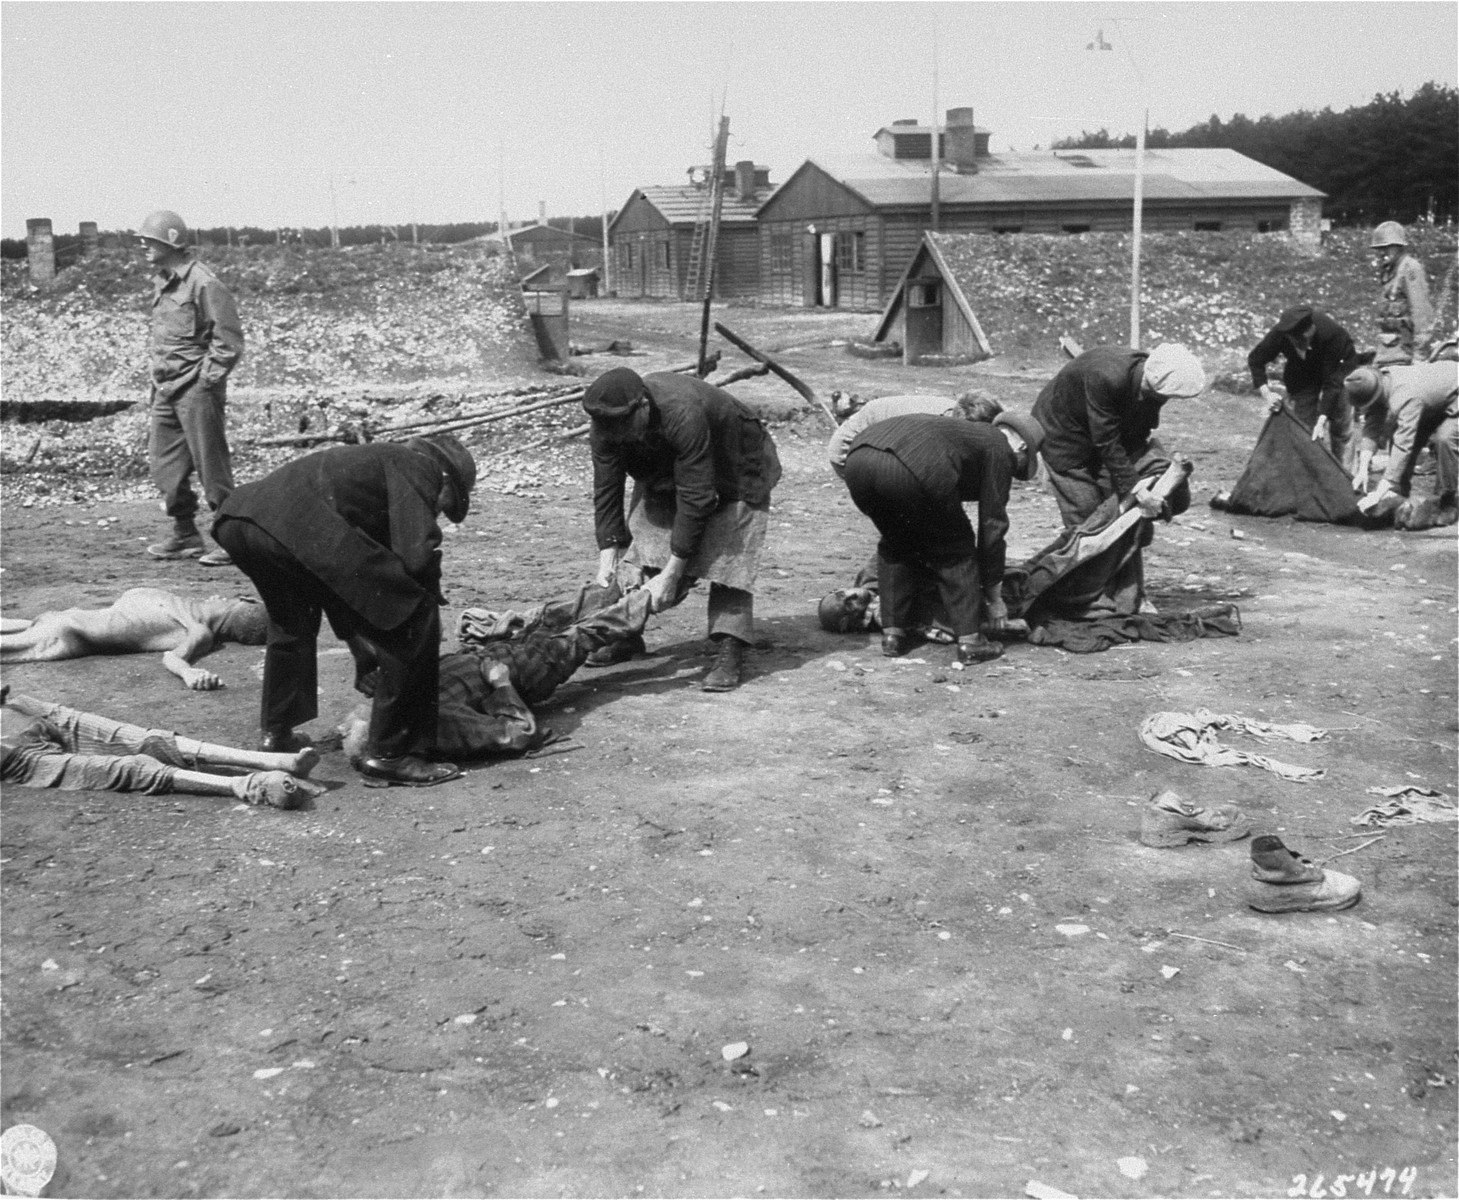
[
  {"left": 818, "top": 586, "right": 878, "bottom": 633},
  {"left": 214, "top": 597, "right": 269, "bottom": 645}
]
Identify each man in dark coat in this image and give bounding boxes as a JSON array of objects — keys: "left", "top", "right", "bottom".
[
  {"left": 583, "top": 367, "right": 781, "bottom": 692},
  {"left": 1247, "top": 305, "right": 1363, "bottom": 466},
  {"left": 212, "top": 434, "right": 476, "bottom": 787},
  {"left": 842, "top": 411, "right": 1042, "bottom": 665},
  {"left": 1031, "top": 343, "right": 1204, "bottom": 613}
]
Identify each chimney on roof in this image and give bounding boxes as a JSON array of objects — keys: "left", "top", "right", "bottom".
[
  {"left": 734, "top": 159, "right": 757, "bottom": 202},
  {"left": 945, "top": 107, "right": 986, "bottom": 173}
]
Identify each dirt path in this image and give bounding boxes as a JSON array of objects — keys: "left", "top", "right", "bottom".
[{"left": 2, "top": 305, "right": 1455, "bottom": 1199}]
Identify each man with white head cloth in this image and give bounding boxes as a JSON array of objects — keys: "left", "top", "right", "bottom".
[{"left": 1031, "top": 343, "right": 1206, "bottom": 611}]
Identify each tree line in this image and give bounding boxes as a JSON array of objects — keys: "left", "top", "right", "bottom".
[
  {"left": 2, "top": 215, "right": 611, "bottom": 261},
  {"left": 1053, "top": 82, "right": 1458, "bottom": 227}
]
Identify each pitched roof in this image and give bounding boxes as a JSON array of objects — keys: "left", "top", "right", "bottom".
[
  {"left": 799, "top": 147, "right": 1324, "bottom": 208},
  {"left": 629, "top": 182, "right": 778, "bottom": 227}
]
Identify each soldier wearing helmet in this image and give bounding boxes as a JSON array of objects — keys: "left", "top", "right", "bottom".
[
  {"left": 1369, "top": 221, "right": 1434, "bottom": 366},
  {"left": 137, "top": 209, "right": 244, "bottom": 566}
]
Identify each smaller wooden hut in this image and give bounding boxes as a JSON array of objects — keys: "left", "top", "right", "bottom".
[{"left": 872, "top": 231, "right": 992, "bottom": 365}]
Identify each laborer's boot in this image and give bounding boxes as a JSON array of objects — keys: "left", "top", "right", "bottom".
[
  {"left": 260, "top": 726, "right": 312, "bottom": 755},
  {"left": 1246, "top": 834, "right": 1362, "bottom": 913},
  {"left": 701, "top": 636, "right": 744, "bottom": 692},
  {"left": 148, "top": 525, "right": 205, "bottom": 559},
  {"left": 198, "top": 545, "right": 233, "bottom": 567},
  {"left": 1139, "top": 789, "right": 1250, "bottom": 848},
  {"left": 356, "top": 754, "right": 462, "bottom": 787},
  {"left": 881, "top": 630, "right": 909, "bottom": 658}
]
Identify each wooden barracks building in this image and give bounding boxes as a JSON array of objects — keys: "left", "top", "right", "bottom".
[
  {"left": 609, "top": 160, "right": 775, "bottom": 300},
  {"left": 610, "top": 107, "right": 1324, "bottom": 310}
]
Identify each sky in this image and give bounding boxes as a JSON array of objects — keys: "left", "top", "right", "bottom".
[{"left": 2, "top": 1, "right": 1455, "bottom": 240}]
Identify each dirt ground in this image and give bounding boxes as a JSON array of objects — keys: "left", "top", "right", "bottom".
[{"left": 2, "top": 301, "right": 1456, "bottom": 1200}]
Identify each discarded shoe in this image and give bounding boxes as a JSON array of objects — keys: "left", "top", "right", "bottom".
[
  {"left": 584, "top": 632, "right": 645, "bottom": 668},
  {"left": 1249, "top": 834, "right": 1324, "bottom": 884},
  {"left": 197, "top": 547, "right": 233, "bottom": 567},
  {"left": 356, "top": 754, "right": 461, "bottom": 787},
  {"left": 1247, "top": 868, "right": 1362, "bottom": 912},
  {"left": 1139, "top": 789, "right": 1250, "bottom": 847},
  {"left": 1246, "top": 834, "right": 1361, "bottom": 913},
  {"left": 881, "top": 631, "right": 909, "bottom": 658},
  {"left": 956, "top": 635, "right": 1004, "bottom": 665},
  {"left": 260, "top": 726, "right": 312, "bottom": 755},
  {"left": 701, "top": 636, "right": 744, "bottom": 692},
  {"left": 147, "top": 531, "right": 205, "bottom": 559}
]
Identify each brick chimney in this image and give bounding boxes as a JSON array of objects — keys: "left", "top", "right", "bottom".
[
  {"left": 25, "top": 218, "right": 55, "bottom": 284},
  {"left": 734, "top": 160, "right": 757, "bottom": 201},
  {"left": 945, "top": 107, "right": 982, "bottom": 173}
]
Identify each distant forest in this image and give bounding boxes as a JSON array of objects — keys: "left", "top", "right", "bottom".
[
  {"left": 1053, "top": 83, "right": 1458, "bottom": 226},
  {"left": 1, "top": 216, "right": 608, "bottom": 261}
]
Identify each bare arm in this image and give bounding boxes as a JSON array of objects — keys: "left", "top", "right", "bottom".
[{"left": 162, "top": 624, "right": 223, "bottom": 690}]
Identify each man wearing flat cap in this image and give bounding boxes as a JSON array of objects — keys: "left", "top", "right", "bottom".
[
  {"left": 1344, "top": 362, "right": 1458, "bottom": 521},
  {"left": 842, "top": 410, "right": 1042, "bottom": 665},
  {"left": 213, "top": 433, "right": 477, "bottom": 786},
  {"left": 582, "top": 367, "right": 781, "bottom": 691},
  {"left": 1031, "top": 343, "right": 1205, "bottom": 610},
  {"left": 1247, "top": 305, "right": 1363, "bottom": 466}
]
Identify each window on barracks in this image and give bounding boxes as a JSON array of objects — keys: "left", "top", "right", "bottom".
[
  {"left": 770, "top": 231, "right": 793, "bottom": 272},
  {"left": 1194, "top": 221, "right": 1222, "bottom": 232},
  {"left": 658, "top": 241, "right": 671, "bottom": 269},
  {"left": 626, "top": 243, "right": 638, "bottom": 268},
  {"left": 835, "top": 230, "right": 865, "bottom": 273},
  {"left": 992, "top": 225, "right": 1023, "bottom": 234},
  {"left": 1062, "top": 223, "right": 1091, "bottom": 234}
]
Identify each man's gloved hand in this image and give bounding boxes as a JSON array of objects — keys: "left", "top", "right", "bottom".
[
  {"left": 1135, "top": 492, "right": 1168, "bottom": 521},
  {"left": 1311, "top": 414, "right": 1330, "bottom": 443},
  {"left": 1357, "top": 479, "right": 1397, "bottom": 514},
  {"left": 1260, "top": 384, "right": 1283, "bottom": 414}
]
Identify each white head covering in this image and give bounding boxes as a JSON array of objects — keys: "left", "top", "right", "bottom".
[{"left": 1143, "top": 343, "right": 1207, "bottom": 400}]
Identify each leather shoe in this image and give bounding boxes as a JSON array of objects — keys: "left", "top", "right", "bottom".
[
  {"left": 356, "top": 754, "right": 462, "bottom": 787},
  {"left": 260, "top": 727, "right": 312, "bottom": 754},
  {"left": 880, "top": 631, "right": 909, "bottom": 657},
  {"left": 956, "top": 636, "right": 1005, "bottom": 664},
  {"left": 701, "top": 636, "right": 744, "bottom": 692}
]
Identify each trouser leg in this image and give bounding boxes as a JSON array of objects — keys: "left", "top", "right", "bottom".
[
  {"left": 1433, "top": 417, "right": 1458, "bottom": 500},
  {"left": 1043, "top": 461, "right": 1110, "bottom": 530},
  {"left": 1327, "top": 392, "right": 1354, "bottom": 470},
  {"left": 149, "top": 389, "right": 199, "bottom": 528},
  {"left": 707, "top": 584, "right": 754, "bottom": 643},
  {"left": 354, "top": 599, "right": 441, "bottom": 759},
  {"left": 927, "top": 555, "right": 983, "bottom": 638},
  {"left": 175, "top": 380, "right": 235, "bottom": 512},
  {"left": 213, "top": 518, "right": 323, "bottom": 733}
]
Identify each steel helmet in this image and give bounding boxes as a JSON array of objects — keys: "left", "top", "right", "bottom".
[
  {"left": 138, "top": 210, "right": 189, "bottom": 249},
  {"left": 1368, "top": 221, "right": 1408, "bottom": 249}
]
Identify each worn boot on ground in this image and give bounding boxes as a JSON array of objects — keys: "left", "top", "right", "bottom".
[
  {"left": 1245, "top": 834, "right": 1362, "bottom": 913},
  {"left": 701, "top": 636, "right": 745, "bottom": 691},
  {"left": 147, "top": 530, "right": 205, "bottom": 559},
  {"left": 1139, "top": 789, "right": 1251, "bottom": 848},
  {"left": 584, "top": 632, "right": 646, "bottom": 668}
]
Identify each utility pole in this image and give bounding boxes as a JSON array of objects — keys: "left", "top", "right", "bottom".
[
  {"left": 329, "top": 174, "right": 341, "bottom": 248},
  {"left": 600, "top": 148, "right": 613, "bottom": 296},
  {"left": 929, "top": 19, "right": 941, "bottom": 232},
  {"left": 697, "top": 111, "right": 730, "bottom": 376}
]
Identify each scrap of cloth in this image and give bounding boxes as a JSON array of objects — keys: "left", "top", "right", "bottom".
[
  {"left": 1352, "top": 786, "right": 1458, "bottom": 827},
  {"left": 1028, "top": 606, "right": 1240, "bottom": 653},
  {"left": 1139, "top": 709, "right": 1328, "bottom": 782}
]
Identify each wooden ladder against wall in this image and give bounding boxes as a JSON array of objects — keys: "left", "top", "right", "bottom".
[
  {"left": 684, "top": 116, "right": 730, "bottom": 303},
  {"left": 684, "top": 188, "right": 714, "bottom": 301}
]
